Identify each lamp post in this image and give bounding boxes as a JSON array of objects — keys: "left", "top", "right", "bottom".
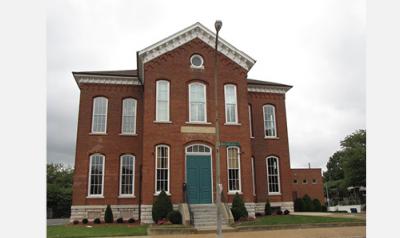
[{"left": 213, "top": 20, "right": 223, "bottom": 238}]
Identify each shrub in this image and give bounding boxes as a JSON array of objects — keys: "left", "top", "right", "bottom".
[
  {"left": 321, "top": 205, "right": 327, "bottom": 212},
  {"left": 264, "top": 199, "right": 272, "bottom": 215},
  {"left": 152, "top": 190, "right": 173, "bottom": 222},
  {"left": 302, "top": 194, "right": 314, "bottom": 211},
  {"left": 128, "top": 218, "right": 135, "bottom": 223},
  {"left": 104, "top": 205, "right": 114, "bottom": 223},
  {"left": 82, "top": 218, "right": 88, "bottom": 224},
  {"left": 73, "top": 220, "right": 79, "bottom": 225},
  {"left": 230, "top": 193, "right": 248, "bottom": 221},
  {"left": 255, "top": 212, "right": 263, "bottom": 217},
  {"left": 94, "top": 218, "right": 101, "bottom": 224},
  {"left": 294, "top": 198, "right": 304, "bottom": 212},
  {"left": 283, "top": 209, "right": 290, "bottom": 215},
  {"left": 276, "top": 210, "right": 283, "bottom": 215},
  {"left": 116, "top": 217, "right": 124, "bottom": 223},
  {"left": 167, "top": 210, "right": 182, "bottom": 224},
  {"left": 312, "top": 199, "right": 322, "bottom": 212}
]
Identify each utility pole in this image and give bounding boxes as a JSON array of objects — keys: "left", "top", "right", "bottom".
[{"left": 213, "top": 20, "right": 223, "bottom": 238}]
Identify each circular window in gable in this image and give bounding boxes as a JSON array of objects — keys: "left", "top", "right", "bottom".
[{"left": 190, "top": 54, "right": 204, "bottom": 68}]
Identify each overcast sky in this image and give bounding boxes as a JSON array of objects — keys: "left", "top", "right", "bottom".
[{"left": 47, "top": 0, "right": 365, "bottom": 170}]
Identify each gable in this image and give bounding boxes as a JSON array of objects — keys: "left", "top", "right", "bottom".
[{"left": 137, "top": 22, "right": 256, "bottom": 81}]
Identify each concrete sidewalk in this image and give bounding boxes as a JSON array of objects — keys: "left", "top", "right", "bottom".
[
  {"left": 292, "top": 212, "right": 366, "bottom": 220},
  {"left": 47, "top": 218, "right": 69, "bottom": 226},
  {"left": 106, "top": 226, "right": 366, "bottom": 238}
]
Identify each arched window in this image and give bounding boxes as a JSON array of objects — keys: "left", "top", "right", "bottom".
[
  {"left": 227, "top": 146, "right": 241, "bottom": 193},
  {"left": 189, "top": 83, "right": 207, "bottom": 122},
  {"left": 121, "top": 98, "right": 137, "bottom": 134},
  {"left": 186, "top": 144, "right": 211, "bottom": 154},
  {"left": 155, "top": 145, "right": 170, "bottom": 194},
  {"left": 224, "top": 84, "right": 238, "bottom": 123},
  {"left": 91, "top": 97, "right": 108, "bottom": 133},
  {"left": 88, "top": 153, "right": 105, "bottom": 196},
  {"left": 119, "top": 154, "right": 135, "bottom": 196},
  {"left": 266, "top": 156, "right": 280, "bottom": 194},
  {"left": 156, "top": 80, "right": 170, "bottom": 122},
  {"left": 263, "top": 105, "right": 277, "bottom": 137}
]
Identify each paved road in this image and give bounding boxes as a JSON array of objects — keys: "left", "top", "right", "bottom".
[
  {"left": 112, "top": 226, "right": 366, "bottom": 238},
  {"left": 47, "top": 218, "right": 69, "bottom": 226}
]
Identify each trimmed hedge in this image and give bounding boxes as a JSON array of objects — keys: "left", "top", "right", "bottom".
[
  {"left": 152, "top": 190, "right": 173, "bottom": 222},
  {"left": 116, "top": 217, "right": 124, "bottom": 223},
  {"left": 94, "top": 218, "right": 101, "bottom": 224},
  {"left": 167, "top": 210, "right": 182, "bottom": 224},
  {"left": 294, "top": 194, "right": 324, "bottom": 212},
  {"left": 82, "top": 218, "right": 88, "bottom": 224},
  {"left": 264, "top": 199, "right": 272, "bottom": 215},
  {"left": 104, "top": 205, "right": 114, "bottom": 223}
]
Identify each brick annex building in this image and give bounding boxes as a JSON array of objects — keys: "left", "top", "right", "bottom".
[{"left": 70, "top": 22, "right": 324, "bottom": 224}]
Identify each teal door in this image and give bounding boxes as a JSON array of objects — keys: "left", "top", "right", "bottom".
[{"left": 186, "top": 155, "right": 212, "bottom": 204}]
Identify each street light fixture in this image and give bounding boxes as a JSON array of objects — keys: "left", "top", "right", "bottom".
[{"left": 213, "top": 19, "right": 223, "bottom": 238}]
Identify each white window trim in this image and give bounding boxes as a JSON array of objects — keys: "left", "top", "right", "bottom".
[
  {"left": 190, "top": 54, "right": 204, "bottom": 69},
  {"left": 155, "top": 80, "right": 170, "bottom": 122},
  {"left": 121, "top": 98, "right": 137, "bottom": 135},
  {"left": 226, "top": 146, "right": 242, "bottom": 194},
  {"left": 312, "top": 179, "right": 317, "bottom": 184},
  {"left": 266, "top": 156, "right": 281, "bottom": 195},
  {"left": 91, "top": 97, "right": 108, "bottom": 134},
  {"left": 263, "top": 104, "right": 277, "bottom": 138},
  {"left": 154, "top": 145, "right": 170, "bottom": 194},
  {"left": 188, "top": 82, "right": 207, "bottom": 123},
  {"left": 224, "top": 84, "right": 239, "bottom": 124},
  {"left": 119, "top": 154, "right": 135, "bottom": 197},
  {"left": 248, "top": 104, "right": 254, "bottom": 138},
  {"left": 87, "top": 153, "right": 105, "bottom": 198},
  {"left": 251, "top": 157, "right": 256, "bottom": 196}
]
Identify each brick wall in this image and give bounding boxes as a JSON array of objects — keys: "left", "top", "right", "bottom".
[{"left": 291, "top": 168, "right": 325, "bottom": 203}]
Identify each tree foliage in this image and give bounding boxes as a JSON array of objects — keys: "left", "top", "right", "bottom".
[
  {"left": 47, "top": 163, "right": 74, "bottom": 218},
  {"left": 324, "top": 130, "right": 366, "bottom": 188}
]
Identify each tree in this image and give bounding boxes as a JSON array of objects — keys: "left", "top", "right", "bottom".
[
  {"left": 47, "top": 163, "right": 74, "bottom": 218},
  {"left": 104, "top": 205, "right": 114, "bottom": 223},
  {"left": 152, "top": 190, "right": 173, "bottom": 222}
]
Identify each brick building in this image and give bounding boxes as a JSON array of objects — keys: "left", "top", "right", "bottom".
[
  {"left": 291, "top": 168, "right": 325, "bottom": 203},
  {"left": 70, "top": 22, "right": 324, "bottom": 225}
]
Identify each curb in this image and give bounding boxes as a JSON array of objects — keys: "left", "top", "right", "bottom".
[{"left": 235, "top": 222, "right": 366, "bottom": 231}]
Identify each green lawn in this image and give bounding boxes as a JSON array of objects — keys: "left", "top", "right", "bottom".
[
  {"left": 47, "top": 224, "right": 148, "bottom": 238},
  {"left": 237, "top": 215, "right": 362, "bottom": 226}
]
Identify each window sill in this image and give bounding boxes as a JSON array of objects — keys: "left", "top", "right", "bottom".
[
  {"left": 227, "top": 191, "right": 243, "bottom": 195},
  {"left": 154, "top": 192, "right": 171, "bottom": 196},
  {"left": 86, "top": 195, "right": 104, "bottom": 199},
  {"left": 185, "top": 121, "right": 212, "bottom": 125},
  {"left": 119, "top": 133, "right": 138, "bottom": 136},
  {"left": 224, "top": 123, "right": 241, "bottom": 126},
  {"left": 250, "top": 136, "right": 255, "bottom": 139},
  {"left": 154, "top": 121, "right": 172, "bottom": 124},
  {"left": 190, "top": 65, "right": 204, "bottom": 70},
  {"left": 118, "top": 195, "right": 136, "bottom": 198},
  {"left": 268, "top": 193, "right": 281, "bottom": 196},
  {"left": 89, "top": 132, "right": 107, "bottom": 136},
  {"left": 264, "top": 136, "right": 279, "bottom": 140}
]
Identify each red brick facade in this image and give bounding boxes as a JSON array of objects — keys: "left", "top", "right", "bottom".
[
  {"left": 70, "top": 23, "right": 324, "bottom": 222},
  {"left": 291, "top": 168, "right": 325, "bottom": 203}
]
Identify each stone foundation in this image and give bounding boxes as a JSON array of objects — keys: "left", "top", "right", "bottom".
[
  {"left": 254, "top": 201, "right": 294, "bottom": 214},
  {"left": 70, "top": 205, "right": 139, "bottom": 222}
]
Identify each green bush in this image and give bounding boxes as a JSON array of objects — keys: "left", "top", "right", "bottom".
[
  {"left": 94, "top": 218, "right": 101, "bottom": 224},
  {"left": 321, "top": 205, "right": 327, "bottom": 212},
  {"left": 82, "top": 218, "right": 88, "bottom": 224},
  {"left": 128, "top": 218, "right": 135, "bottom": 223},
  {"left": 264, "top": 199, "right": 272, "bottom": 215},
  {"left": 116, "top": 217, "right": 124, "bottom": 223},
  {"left": 73, "top": 220, "right": 79, "bottom": 225},
  {"left": 152, "top": 190, "right": 173, "bottom": 222},
  {"left": 294, "top": 198, "right": 304, "bottom": 211},
  {"left": 104, "top": 205, "right": 114, "bottom": 223},
  {"left": 167, "top": 210, "right": 182, "bottom": 224},
  {"left": 302, "top": 194, "right": 314, "bottom": 211},
  {"left": 230, "top": 193, "right": 248, "bottom": 221},
  {"left": 312, "top": 199, "right": 322, "bottom": 212}
]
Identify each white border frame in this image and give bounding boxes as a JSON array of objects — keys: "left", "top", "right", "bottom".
[
  {"left": 190, "top": 54, "right": 204, "bottom": 69},
  {"left": 188, "top": 82, "right": 207, "bottom": 123},
  {"left": 266, "top": 156, "right": 281, "bottom": 195},
  {"left": 251, "top": 157, "right": 256, "bottom": 196},
  {"left": 248, "top": 104, "right": 254, "bottom": 138},
  {"left": 155, "top": 80, "right": 170, "bottom": 122},
  {"left": 87, "top": 153, "right": 105, "bottom": 198},
  {"left": 119, "top": 154, "right": 136, "bottom": 198},
  {"left": 121, "top": 98, "right": 137, "bottom": 135},
  {"left": 154, "top": 144, "right": 170, "bottom": 195},
  {"left": 185, "top": 144, "right": 214, "bottom": 203},
  {"left": 91, "top": 97, "right": 108, "bottom": 134},
  {"left": 263, "top": 104, "right": 277, "bottom": 138},
  {"left": 224, "top": 84, "right": 239, "bottom": 124},
  {"left": 226, "top": 146, "right": 242, "bottom": 194}
]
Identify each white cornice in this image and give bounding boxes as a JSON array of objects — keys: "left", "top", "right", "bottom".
[
  {"left": 74, "top": 74, "right": 141, "bottom": 87},
  {"left": 138, "top": 22, "right": 256, "bottom": 72},
  {"left": 247, "top": 85, "right": 290, "bottom": 94}
]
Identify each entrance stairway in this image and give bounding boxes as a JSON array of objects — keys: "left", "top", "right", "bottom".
[{"left": 190, "top": 204, "right": 232, "bottom": 230}]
